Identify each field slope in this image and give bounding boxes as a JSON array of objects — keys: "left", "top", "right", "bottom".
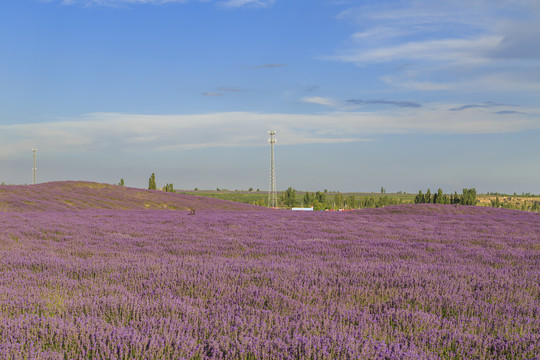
[{"left": 0, "top": 181, "right": 264, "bottom": 212}]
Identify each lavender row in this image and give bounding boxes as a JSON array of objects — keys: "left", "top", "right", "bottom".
[{"left": 1, "top": 205, "right": 539, "bottom": 359}]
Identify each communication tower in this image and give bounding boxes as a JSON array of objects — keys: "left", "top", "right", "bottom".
[
  {"left": 32, "top": 148, "right": 37, "bottom": 185},
  {"left": 268, "top": 131, "right": 277, "bottom": 208}
]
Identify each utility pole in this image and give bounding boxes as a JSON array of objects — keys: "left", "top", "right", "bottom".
[
  {"left": 32, "top": 148, "right": 37, "bottom": 185},
  {"left": 268, "top": 131, "right": 277, "bottom": 208}
]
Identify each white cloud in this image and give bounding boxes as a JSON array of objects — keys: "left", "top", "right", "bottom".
[
  {"left": 301, "top": 97, "right": 338, "bottom": 107},
  {"left": 61, "top": 0, "right": 190, "bottom": 5},
  {"left": 329, "top": 0, "right": 540, "bottom": 98},
  {"left": 222, "top": 0, "right": 274, "bottom": 7},
  {"left": 351, "top": 26, "right": 411, "bottom": 41},
  {"left": 330, "top": 36, "right": 503, "bottom": 66},
  {"left": 58, "top": 0, "right": 274, "bottom": 6},
  {"left": 1, "top": 107, "right": 538, "bottom": 159}
]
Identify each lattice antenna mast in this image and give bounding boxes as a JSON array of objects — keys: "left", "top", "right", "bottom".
[
  {"left": 32, "top": 148, "right": 37, "bottom": 185},
  {"left": 268, "top": 131, "right": 277, "bottom": 208}
]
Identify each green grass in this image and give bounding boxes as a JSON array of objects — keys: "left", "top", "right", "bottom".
[{"left": 185, "top": 191, "right": 267, "bottom": 204}]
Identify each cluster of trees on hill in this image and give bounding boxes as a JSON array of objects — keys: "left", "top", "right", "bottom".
[
  {"left": 146, "top": 173, "right": 174, "bottom": 192},
  {"left": 414, "top": 188, "right": 477, "bottom": 205}
]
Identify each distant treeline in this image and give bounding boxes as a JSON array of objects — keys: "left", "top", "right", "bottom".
[
  {"left": 487, "top": 192, "right": 537, "bottom": 197},
  {"left": 303, "top": 191, "right": 403, "bottom": 210},
  {"left": 489, "top": 197, "right": 540, "bottom": 212},
  {"left": 278, "top": 189, "right": 404, "bottom": 210},
  {"left": 414, "top": 188, "right": 477, "bottom": 205}
]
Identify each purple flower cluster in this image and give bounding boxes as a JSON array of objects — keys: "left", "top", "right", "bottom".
[
  {"left": 0, "top": 184, "right": 539, "bottom": 359},
  {"left": 0, "top": 181, "right": 259, "bottom": 212}
]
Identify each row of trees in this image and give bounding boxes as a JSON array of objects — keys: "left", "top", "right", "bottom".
[
  {"left": 490, "top": 197, "right": 540, "bottom": 211},
  {"left": 277, "top": 188, "right": 403, "bottom": 210},
  {"left": 414, "top": 188, "right": 477, "bottom": 205}
]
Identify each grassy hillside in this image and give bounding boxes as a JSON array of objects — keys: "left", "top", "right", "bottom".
[{"left": 0, "top": 181, "right": 265, "bottom": 212}]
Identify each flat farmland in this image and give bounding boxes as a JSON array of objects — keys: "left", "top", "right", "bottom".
[
  {"left": 0, "top": 182, "right": 539, "bottom": 359},
  {"left": 184, "top": 190, "right": 416, "bottom": 208}
]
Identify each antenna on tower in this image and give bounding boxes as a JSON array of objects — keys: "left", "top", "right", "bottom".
[
  {"left": 32, "top": 148, "right": 37, "bottom": 185},
  {"left": 268, "top": 131, "right": 277, "bottom": 208}
]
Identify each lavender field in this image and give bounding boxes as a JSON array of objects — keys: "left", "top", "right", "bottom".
[{"left": 0, "top": 182, "right": 539, "bottom": 359}]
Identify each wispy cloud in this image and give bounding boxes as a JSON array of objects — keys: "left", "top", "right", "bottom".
[
  {"left": 58, "top": 0, "right": 275, "bottom": 7},
  {"left": 202, "top": 87, "right": 244, "bottom": 97},
  {"left": 449, "top": 102, "right": 513, "bottom": 112},
  {"left": 329, "top": 36, "right": 502, "bottom": 66},
  {"left": 222, "top": 0, "right": 274, "bottom": 7},
  {"left": 495, "top": 110, "right": 525, "bottom": 115},
  {"left": 347, "top": 99, "right": 422, "bottom": 108},
  {"left": 328, "top": 0, "right": 540, "bottom": 97},
  {"left": 217, "top": 87, "right": 243, "bottom": 92},
  {"left": 450, "top": 104, "right": 488, "bottom": 112},
  {"left": 1, "top": 105, "right": 538, "bottom": 158},
  {"left": 351, "top": 26, "right": 407, "bottom": 41},
  {"left": 380, "top": 75, "right": 453, "bottom": 91},
  {"left": 302, "top": 97, "right": 338, "bottom": 107},
  {"left": 60, "top": 0, "right": 191, "bottom": 5}
]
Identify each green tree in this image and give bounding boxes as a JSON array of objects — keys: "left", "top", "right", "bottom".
[
  {"left": 491, "top": 196, "right": 501, "bottom": 208},
  {"left": 434, "top": 188, "right": 444, "bottom": 204},
  {"left": 334, "top": 192, "right": 344, "bottom": 209},
  {"left": 303, "top": 192, "right": 312, "bottom": 207},
  {"left": 164, "top": 183, "right": 174, "bottom": 192},
  {"left": 414, "top": 190, "right": 425, "bottom": 204},
  {"left": 119, "top": 178, "right": 125, "bottom": 187},
  {"left": 346, "top": 195, "right": 356, "bottom": 209},
  {"left": 148, "top": 173, "right": 156, "bottom": 190},
  {"left": 315, "top": 191, "right": 326, "bottom": 205},
  {"left": 366, "top": 196, "right": 376, "bottom": 208},
  {"left": 461, "top": 188, "right": 477, "bottom": 205},
  {"left": 312, "top": 200, "right": 325, "bottom": 211},
  {"left": 425, "top": 189, "right": 432, "bottom": 203},
  {"left": 443, "top": 193, "right": 450, "bottom": 204},
  {"left": 282, "top": 187, "right": 296, "bottom": 208}
]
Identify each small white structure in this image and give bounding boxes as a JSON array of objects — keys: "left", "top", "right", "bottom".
[{"left": 292, "top": 207, "right": 314, "bottom": 211}]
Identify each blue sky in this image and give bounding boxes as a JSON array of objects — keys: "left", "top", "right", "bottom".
[{"left": 1, "top": 0, "right": 539, "bottom": 193}]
